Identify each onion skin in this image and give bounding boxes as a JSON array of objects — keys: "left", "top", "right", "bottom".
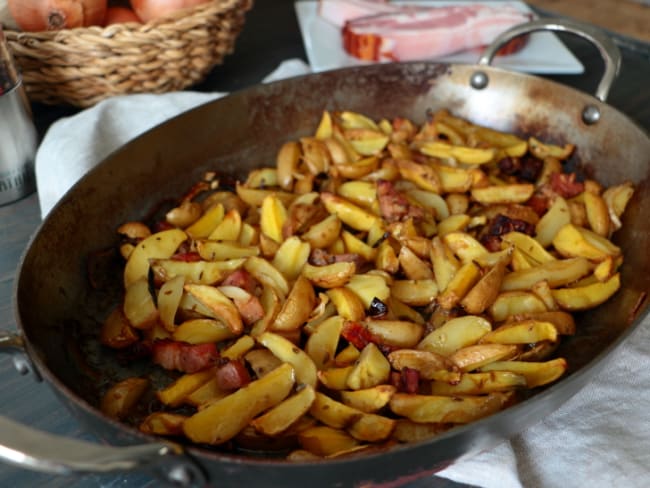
[
  {"left": 104, "top": 6, "right": 141, "bottom": 25},
  {"left": 7, "top": 0, "right": 107, "bottom": 31},
  {"left": 130, "top": 0, "right": 209, "bottom": 22}
]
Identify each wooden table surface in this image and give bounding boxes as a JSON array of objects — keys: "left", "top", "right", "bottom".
[
  {"left": 1, "top": 1, "right": 649, "bottom": 487},
  {"left": 527, "top": 0, "right": 650, "bottom": 43}
]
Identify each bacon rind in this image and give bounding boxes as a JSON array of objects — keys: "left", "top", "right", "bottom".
[{"left": 342, "top": 4, "right": 531, "bottom": 61}]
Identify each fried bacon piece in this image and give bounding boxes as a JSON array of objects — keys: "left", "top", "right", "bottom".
[
  {"left": 377, "top": 179, "right": 424, "bottom": 223},
  {"left": 550, "top": 172, "right": 585, "bottom": 199},
  {"left": 215, "top": 359, "right": 251, "bottom": 391},
  {"left": 481, "top": 213, "right": 536, "bottom": 252},
  {"left": 151, "top": 340, "right": 219, "bottom": 373},
  {"left": 222, "top": 269, "right": 258, "bottom": 295}
]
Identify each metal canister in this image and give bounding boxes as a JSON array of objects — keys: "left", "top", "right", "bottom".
[{"left": 0, "top": 26, "right": 37, "bottom": 206}]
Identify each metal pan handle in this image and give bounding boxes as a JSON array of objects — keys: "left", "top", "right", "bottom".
[
  {"left": 476, "top": 18, "right": 622, "bottom": 103},
  {"left": 0, "top": 331, "right": 206, "bottom": 487}
]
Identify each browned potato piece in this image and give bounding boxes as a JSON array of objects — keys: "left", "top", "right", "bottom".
[{"left": 101, "top": 377, "right": 149, "bottom": 420}]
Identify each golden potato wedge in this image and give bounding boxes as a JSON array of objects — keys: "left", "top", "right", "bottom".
[
  {"left": 344, "top": 128, "right": 390, "bottom": 156},
  {"left": 221, "top": 335, "right": 256, "bottom": 360},
  {"left": 602, "top": 182, "right": 634, "bottom": 231},
  {"left": 317, "top": 365, "right": 354, "bottom": 390},
  {"left": 347, "top": 343, "right": 392, "bottom": 390},
  {"left": 479, "top": 320, "right": 558, "bottom": 345},
  {"left": 434, "top": 163, "right": 474, "bottom": 193},
  {"left": 535, "top": 197, "right": 571, "bottom": 247},
  {"left": 186, "top": 377, "right": 229, "bottom": 407},
  {"left": 437, "top": 214, "right": 470, "bottom": 237},
  {"left": 244, "top": 348, "right": 283, "bottom": 378},
  {"left": 139, "top": 412, "right": 187, "bottom": 436},
  {"left": 552, "top": 224, "right": 621, "bottom": 261},
  {"left": 501, "top": 232, "right": 555, "bottom": 265},
  {"left": 500, "top": 257, "right": 592, "bottom": 292},
  {"left": 391, "top": 279, "right": 439, "bottom": 307},
  {"left": 388, "top": 349, "right": 457, "bottom": 379},
  {"left": 151, "top": 259, "right": 225, "bottom": 286},
  {"left": 460, "top": 258, "right": 508, "bottom": 315},
  {"left": 480, "top": 358, "right": 568, "bottom": 388},
  {"left": 343, "top": 230, "right": 377, "bottom": 261},
  {"left": 184, "top": 284, "right": 243, "bottom": 335},
  {"left": 303, "top": 261, "right": 356, "bottom": 289},
  {"left": 208, "top": 208, "right": 242, "bottom": 242},
  {"left": 345, "top": 273, "right": 390, "bottom": 309},
  {"left": 430, "top": 236, "right": 460, "bottom": 293},
  {"left": 183, "top": 363, "right": 295, "bottom": 445},
  {"left": 396, "top": 159, "right": 442, "bottom": 193},
  {"left": 551, "top": 273, "right": 620, "bottom": 311},
  {"left": 430, "top": 371, "right": 526, "bottom": 395},
  {"left": 320, "top": 192, "right": 381, "bottom": 232},
  {"left": 301, "top": 214, "right": 342, "bottom": 249},
  {"left": 158, "top": 368, "right": 215, "bottom": 408},
  {"left": 364, "top": 320, "right": 424, "bottom": 349},
  {"left": 450, "top": 344, "right": 519, "bottom": 372},
  {"left": 172, "top": 318, "right": 235, "bottom": 344},
  {"left": 417, "top": 315, "right": 491, "bottom": 357},
  {"left": 276, "top": 141, "right": 300, "bottom": 190},
  {"left": 398, "top": 246, "right": 433, "bottom": 280},
  {"left": 235, "top": 182, "right": 295, "bottom": 208},
  {"left": 489, "top": 291, "right": 548, "bottom": 322},
  {"left": 157, "top": 275, "right": 185, "bottom": 330},
  {"left": 272, "top": 276, "right": 317, "bottom": 331},
  {"left": 196, "top": 241, "right": 260, "bottom": 261},
  {"left": 348, "top": 413, "right": 395, "bottom": 442},
  {"left": 528, "top": 137, "right": 574, "bottom": 160},
  {"left": 389, "top": 392, "right": 512, "bottom": 423},
  {"left": 101, "top": 377, "right": 149, "bottom": 420},
  {"left": 251, "top": 385, "right": 316, "bottom": 436},
  {"left": 305, "top": 315, "right": 345, "bottom": 370},
  {"left": 471, "top": 184, "right": 535, "bottom": 205},
  {"left": 124, "top": 228, "right": 187, "bottom": 287},
  {"left": 327, "top": 287, "right": 365, "bottom": 321},
  {"left": 123, "top": 278, "right": 158, "bottom": 330},
  {"left": 298, "top": 425, "right": 360, "bottom": 457},
  {"left": 416, "top": 141, "right": 496, "bottom": 165},
  {"left": 100, "top": 306, "right": 139, "bottom": 349},
  {"left": 244, "top": 256, "right": 290, "bottom": 297},
  {"left": 260, "top": 194, "right": 289, "bottom": 243},
  {"left": 258, "top": 332, "right": 318, "bottom": 387},
  {"left": 442, "top": 232, "right": 489, "bottom": 264},
  {"left": 437, "top": 261, "right": 481, "bottom": 310},
  {"left": 583, "top": 191, "right": 610, "bottom": 237},
  {"left": 340, "top": 385, "right": 397, "bottom": 413}
]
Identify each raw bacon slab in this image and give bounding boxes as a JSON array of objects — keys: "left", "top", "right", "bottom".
[{"left": 342, "top": 4, "right": 531, "bottom": 61}]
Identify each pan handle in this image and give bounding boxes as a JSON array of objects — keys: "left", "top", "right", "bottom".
[
  {"left": 0, "top": 415, "right": 207, "bottom": 487},
  {"left": 477, "top": 18, "right": 622, "bottom": 103},
  {"left": 0, "top": 332, "right": 207, "bottom": 487}
]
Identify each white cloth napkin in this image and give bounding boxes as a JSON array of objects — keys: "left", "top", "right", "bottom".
[{"left": 34, "top": 58, "right": 650, "bottom": 488}]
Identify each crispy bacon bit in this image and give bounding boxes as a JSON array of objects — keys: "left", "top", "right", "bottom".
[
  {"left": 154, "top": 220, "right": 174, "bottom": 232},
  {"left": 341, "top": 321, "right": 397, "bottom": 354},
  {"left": 215, "top": 359, "right": 251, "bottom": 391},
  {"left": 481, "top": 213, "right": 535, "bottom": 251},
  {"left": 391, "top": 367, "right": 420, "bottom": 394},
  {"left": 527, "top": 194, "right": 550, "bottom": 216},
  {"left": 550, "top": 172, "right": 584, "bottom": 199},
  {"left": 310, "top": 248, "right": 365, "bottom": 267},
  {"left": 222, "top": 269, "right": 258, "bottom": 295},
  {"left": 151, "top": 340, "right": 218, "bottom": 373},
  {"left": 377, "top": 180, "right": 424, "bottom": 223},
  {"left": 171, "top": 252, "right": 202, "bottom": 262},
  {"left": 498, "top": 156, "right": 543, "bottom": 183},
  {"left": 341, "top": 321, "right": 375, "bottom": 350},
  {"left": 231, "top": 293, "right": 265, "bottom": 325}
]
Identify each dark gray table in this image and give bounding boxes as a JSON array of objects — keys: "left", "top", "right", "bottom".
[{"left": 2, "top": 1, "right": 649, "bottom": 486}]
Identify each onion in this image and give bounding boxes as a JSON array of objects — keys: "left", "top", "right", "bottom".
[
  {"left": 7, "top": 0, "right": 107, "bottom": 32},
  {"left": 130, "top": 0, "right": 209, "bottom": 23},
  {"left": 104, "top": 6, "right": 141, "bottom": 25},
  {"left": 0, "top": 0, "right": 20, "bottom": 30}
]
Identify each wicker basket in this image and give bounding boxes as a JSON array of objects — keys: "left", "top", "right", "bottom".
[{"left": 4, "top": 0, "right": 253, "bottom": 107}]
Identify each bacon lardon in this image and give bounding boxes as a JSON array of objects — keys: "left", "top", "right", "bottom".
[{"left": 342, "top": 4, "right": 531, "bottom": 62}]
